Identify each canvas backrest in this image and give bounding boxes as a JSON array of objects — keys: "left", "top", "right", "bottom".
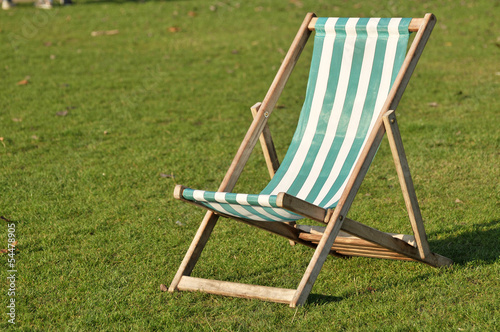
[{"left": 261, "top": 17, "right": 412, "bottom": 209}]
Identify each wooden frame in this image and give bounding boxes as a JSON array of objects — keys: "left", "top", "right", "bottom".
[{"left": 169, "top": 13, "right": 452, "bottom": 307}]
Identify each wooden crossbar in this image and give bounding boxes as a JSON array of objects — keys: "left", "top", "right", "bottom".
[
  {"left": 177, "top": 276, "right": 296, "bottom": 304},
  {"left": 308, "top": 17, "right": 425, "bottom": 32}
]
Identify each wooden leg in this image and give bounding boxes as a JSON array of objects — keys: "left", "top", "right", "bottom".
[
  {"left": 168, "top": 211, "right": 220, "bottom": 292},
  {"left": 290, "top": 212, "right": 344, "bottom": 307},
  {"left": 288, "top": 122, "right": 387, "bottom": 307},
  {"left": 383, "top": 110, "right": 430, "bottom": 259}
]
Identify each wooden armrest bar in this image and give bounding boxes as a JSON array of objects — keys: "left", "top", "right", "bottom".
[{"left": 276, "top": 192, "right": 328, "bottom": 223}]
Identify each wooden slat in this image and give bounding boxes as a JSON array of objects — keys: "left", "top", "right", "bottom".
[
  {"left": 298, "top": 232, "right": 418, "bottom": 261},
  {"left": 299, "top": 232, "right": 380, "bottom": 247},
  {"left": 308, "top": 17, "right": 424, "bottom": 32},
  {"left": 296, "top": 225, "right": 417, "bottom": 247},
  {"left": 178, "top": 276, "right": 296, "bottom": 304},
  {"left": 341, "top": 218, "right": 453, "bottom": 267},
  {"left": 333, "top": 244, "right": 403, "bottom": 254},
  {"left": 299, "top": 233, "right": 399, "bottom": 251},
  {"left": 251, "top": 102, "right": 280, "bottom": 178},
  {"left": 335, "top": 251, "right": 415, "bottom": 261},
  {"left": 383, "top": 110, "right": 430, "bottom": 259},
  {"left": 293, "top": 214, "right": 450, "bottom": 267}
]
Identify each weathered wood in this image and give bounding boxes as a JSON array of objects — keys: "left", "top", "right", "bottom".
[
  {"left": 291, "top": 212, "right": 344, "bottom": 307},
  {"left": 408, "top": 18, "right": 425, "bottom": 32},
  {"left": 298, "top": 229, "right": 418, "bottom": 261},
  {"left": 276, "top": 192, "right": 328, "bottom": 223},
  {"left": 341, "top": 218, "right": 453, "bottom": 267},
  {"left": 298, "top": 232, "right": 413, "bottom": 249},
  {"left": 296, "top": 218, "right": 453, "bottom": 267},
  {"left": 173, "top": 185, "right": 187, "bottom": 200},
  {"left": 251, "top": 102, "right": 280, "bottom": 178},
  {"left": 332, "top": 244, "right": 405, "bottom": 255},
  {"left": 308, "top": 17, "right": 425, "bottom": 32},
  {"left": 383, "top": 110, "right": 430, "bottom": 259},
  {"left": 178, "top": 276, "right": 296, "bottom": 304},
  {"left": 296, "top": 225, "right": 416, "bottom": 246},
  {"left": 335, "top": 251, "right": 415, "bottom": 261}
]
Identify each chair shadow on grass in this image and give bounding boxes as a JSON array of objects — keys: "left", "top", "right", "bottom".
[
  {"left": 306, "top": 219, "right": 500, "bottom": 305},
  {"left": 428, "top": 219, "right": 500, "bottom": 265}
]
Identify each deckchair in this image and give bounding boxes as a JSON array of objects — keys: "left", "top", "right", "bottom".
[{"left": 168, "top": 13, "right": 452, "bottom": 307}]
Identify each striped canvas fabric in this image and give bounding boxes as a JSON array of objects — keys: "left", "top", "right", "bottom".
[{"left": 182, "top": 17, "right": 412, "bottom": 222}]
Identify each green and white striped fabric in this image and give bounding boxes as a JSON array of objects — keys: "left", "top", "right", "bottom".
[{"left": 182, "top": 17, "right": 412, "bottom": 222}]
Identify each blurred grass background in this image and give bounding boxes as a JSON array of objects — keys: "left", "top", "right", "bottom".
[{"left": 0, "top": 0, "right": 498, "bottom": 330}]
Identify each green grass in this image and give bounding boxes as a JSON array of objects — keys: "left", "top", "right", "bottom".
[{"left": 1, "top": 0, "right": 498, "bottom": 330}]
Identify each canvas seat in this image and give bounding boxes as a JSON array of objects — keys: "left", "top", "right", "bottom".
[{"left": 169, "top": 13, "right": 452, "bottom": 307}]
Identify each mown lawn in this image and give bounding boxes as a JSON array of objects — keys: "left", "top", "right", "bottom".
[{"left": 1, "top": 0, "right": 498, "bottom": 330}]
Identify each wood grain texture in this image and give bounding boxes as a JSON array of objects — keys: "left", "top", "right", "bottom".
[
  {"left": 178, "top": 276, "right": 296, "bottom": 304},
  {"left": 308, "top": 17, "right": 425, "bottom": 32},
  {"left": 383, "top": 110, "right": 430, "bottom": 259}
]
